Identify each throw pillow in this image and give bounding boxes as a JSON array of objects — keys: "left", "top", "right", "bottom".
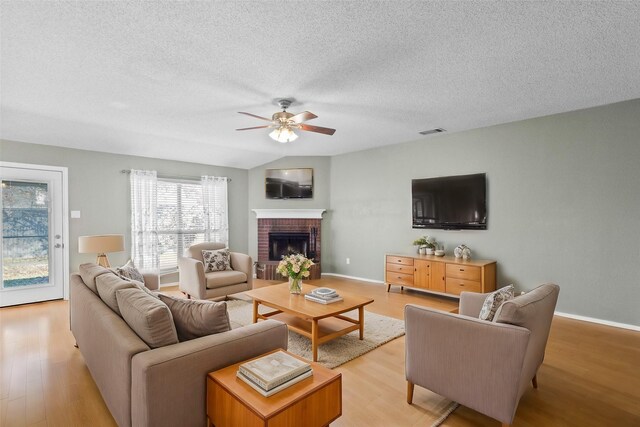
[
  {"left": 479, "top": 284, "right": 515, "bottom": 321},
  {"left": 202, "top": 249, "right": 232, "bottom": 272},
  {"left": 116, "top": 288, "right": 179, "bottom": 348},
  {"left": 95, "top": 272, "right": 137, "bottom": 316},
  {"left": 158, "top": 294, "right": 231, "bottom": 341},
  {"left": 79, "top": 263, "right": 112, "bottom": 294},
  {"left": 117, "top": 259, "right": 145, "bottom": 284}
]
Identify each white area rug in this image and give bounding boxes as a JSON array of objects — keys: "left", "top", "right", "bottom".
[{"left": 226, "top": 300, "right": 405, "bottom": 369}]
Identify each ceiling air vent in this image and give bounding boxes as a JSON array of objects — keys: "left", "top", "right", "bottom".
[{"left": 419, "top": 128, "right": 446, "bottom": 135}]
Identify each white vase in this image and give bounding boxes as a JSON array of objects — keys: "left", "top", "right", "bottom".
[
  {"left": 425, "top": 248, "right": 435, "bottom": 255},
  {"left": 454, "top": 244, "right": 469, "bottom": 259}
]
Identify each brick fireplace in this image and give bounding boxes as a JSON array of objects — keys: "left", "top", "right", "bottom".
[{"left": 253, "top": 209, "right": 325, "bottom": 280}]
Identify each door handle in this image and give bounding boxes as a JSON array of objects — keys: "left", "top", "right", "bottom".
[{"left": 55, "top": 243, "right": 63, "bottom": 248}]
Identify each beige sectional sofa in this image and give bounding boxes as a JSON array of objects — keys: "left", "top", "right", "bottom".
[{"left": 70, "top": 265, "right": 288, "bottom": 427}]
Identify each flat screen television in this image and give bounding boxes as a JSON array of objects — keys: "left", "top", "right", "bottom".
[
  {"left": 412, "top": 173, "right": 487, "bottom": 230},
  {"left": 265, "top": 168, "right": 313, "bottom": 199}
]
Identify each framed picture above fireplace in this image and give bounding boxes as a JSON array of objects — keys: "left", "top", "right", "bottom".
[{"left": 265, "top": 168, "right": 313, "bottom": 199}]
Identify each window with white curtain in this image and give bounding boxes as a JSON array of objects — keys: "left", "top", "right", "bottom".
[{"left": 130, "top": 171, "right": 228, "bottom": 271}]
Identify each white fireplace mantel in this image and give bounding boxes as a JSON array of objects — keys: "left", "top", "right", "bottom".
[{"left": 252, "top": 209, "right": 326, "bottom": 219}]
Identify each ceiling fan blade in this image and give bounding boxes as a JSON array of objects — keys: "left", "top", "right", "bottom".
[
  {"left": 288, "top": 111, "right": 318, "bottom": 124},
  {"left": 238, "top": 112, "right": 273, "bottom": 122},
  {"left": 298, "top": 124, "right": 336, "bottom": 135},
  {"left": 236, "top": 125, "right": 272, "bottom": 131}
]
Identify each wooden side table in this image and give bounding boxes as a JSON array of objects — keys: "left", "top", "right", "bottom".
[{"left": 207, "top": 349, "right": 342, "bottom": 427}]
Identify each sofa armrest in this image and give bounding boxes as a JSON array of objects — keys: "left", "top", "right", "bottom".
[
  {"left": 459, "top": 291, "right": 490, "bottom": 317},
  {"left": 141, "top": 271, "right": 160, "bottom": 291},
  {"left": 131, "top": 319, "right": 288, "bottom": 427},
  {"left": 404, "top": 304, "right": 530, "bottom": 425},
  {"left": 178, "top": 257, "right": 206, "bottom": 298},
  {"left": 70, "top": 274, "right": 150, "bottom": 427},
  {"left": 230, "top": 252, "right": 253, "bottom": 288}
]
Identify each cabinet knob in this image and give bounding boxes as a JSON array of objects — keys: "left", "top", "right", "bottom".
[{"left": 459, "top": 268, "right": 464, "bottom": 271}]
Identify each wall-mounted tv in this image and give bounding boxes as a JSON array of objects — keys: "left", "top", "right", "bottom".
[
  {"left": 266, "top": 168, "right": 313, "bottom": 199},
  {"left": 412, "top": 173, "right": 487, "bottom": 230}
]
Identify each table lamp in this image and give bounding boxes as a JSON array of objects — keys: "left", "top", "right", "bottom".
[{"left": 78, "top": 234, "right": 125, "bottom": 268}]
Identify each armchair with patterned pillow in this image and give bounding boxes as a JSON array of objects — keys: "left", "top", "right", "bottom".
[
  {"left": 405, "top": 283, "right": 560, "bottom": 426},
  {"left": 178, "top": 242, "right": 253, "bottom": 300}
]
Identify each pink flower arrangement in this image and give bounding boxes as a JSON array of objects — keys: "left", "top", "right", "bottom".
[{"left": 276, "top": 253, "right": 314, "bottom": 280}]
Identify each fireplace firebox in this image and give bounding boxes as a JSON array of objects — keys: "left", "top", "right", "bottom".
[{"left": 268, "top": 232, "right": 313, "bottom": 261}]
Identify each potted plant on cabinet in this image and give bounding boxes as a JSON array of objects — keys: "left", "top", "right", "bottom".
[{"left": 412, "top": 236, "right": 437, "bottom": 255}]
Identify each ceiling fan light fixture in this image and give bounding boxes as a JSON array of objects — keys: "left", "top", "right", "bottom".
[{"left": 269, "top": 126, "right": 298, "bottom": 143}]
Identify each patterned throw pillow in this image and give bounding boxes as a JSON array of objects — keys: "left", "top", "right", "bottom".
[
  {"left": 202, "top": 249, "right": 232, "bottom": 272},
  {"left": 479, "top": 284, "right": 515, "bottom": 321},
  {"left": 117, "top": 259, "right": 145, "bottom": 284}
]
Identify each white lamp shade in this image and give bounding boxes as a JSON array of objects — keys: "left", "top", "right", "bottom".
[
  {"left": 78, "top": 234, "right": 125, "bottom": 254},
  {"left": 269, "top": 127, "right": 298, "bottom": 143}
]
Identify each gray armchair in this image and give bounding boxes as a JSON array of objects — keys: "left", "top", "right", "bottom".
[
  {"left": 405, "top": 283, "right": 559, "bottom": 426},
  {"left": 178, "top": 242, "right": 253, "bottom": 300}
]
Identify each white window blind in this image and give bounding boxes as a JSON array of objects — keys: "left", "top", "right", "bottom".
[{"left": 156, "top": 179, "right": 206, "bottom": 271}]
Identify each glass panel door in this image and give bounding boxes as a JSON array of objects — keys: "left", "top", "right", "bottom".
[
  {"left": 0, "top": 164, "right": 65, "bottom": 307},
  {"left": 2, "top": 181, "right": 51, "bottom": 289}
]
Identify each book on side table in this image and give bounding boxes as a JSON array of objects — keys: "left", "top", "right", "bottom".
[{"left": 236, "top": 350, "right": 312, "bottom": 396}]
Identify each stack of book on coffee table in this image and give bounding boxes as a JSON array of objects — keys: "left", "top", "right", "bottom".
[
  {"left": 236, "top": 350, "right": 312, "bottom": 397},
  {"left": 304, "top": 287, "right": 343, "bottom": 304}
]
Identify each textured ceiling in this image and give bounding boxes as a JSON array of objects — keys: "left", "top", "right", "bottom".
[{"left": 1, "top": 1, "right": 639, "bottom": 169}]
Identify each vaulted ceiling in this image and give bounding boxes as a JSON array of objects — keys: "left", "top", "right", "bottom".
[{"left": 1, "top": 1, "right": 639, "bottom": 169}]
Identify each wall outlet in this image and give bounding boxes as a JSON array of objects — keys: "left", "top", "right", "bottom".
[{"left": 346, "top": 258, "right": 350, "bottom": 265}]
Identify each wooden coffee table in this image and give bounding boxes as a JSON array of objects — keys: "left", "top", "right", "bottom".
[
  {"left": 207, "top": 349, "right": 342, "bottom": 427},
  {"left": 245, "top": 283, "right": 374, "bottom": 362}
]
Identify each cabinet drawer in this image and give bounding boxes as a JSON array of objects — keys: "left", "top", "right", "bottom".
[
  {"left": 386, "top": 256, "right": 414, "bottom": 266},
  {"left": 386, "top": 263, "right": 414, "bottom": 275},
  {"left": 386, "top": 272, "right": 414, "bottom": 287},
  {"left": 446, "top": 264, "right": 481, "bottom": 281},
  {"left": 446, "top": 278, "right": 481, "bottom": 295}
]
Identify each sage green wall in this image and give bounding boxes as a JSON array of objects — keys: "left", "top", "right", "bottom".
[
  {"left": 328, "top": 99, "right": 640, "bottom": 326},
  {"left": 0, "top": 140, "right": 249, "bottom": 280},
  {"left": 247, "top": 156, "right": 331, "bottom": 263}
]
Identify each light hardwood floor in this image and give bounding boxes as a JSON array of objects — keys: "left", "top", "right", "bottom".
[{"left": 1, "top": 276, "right": 639, "bottom": 426}]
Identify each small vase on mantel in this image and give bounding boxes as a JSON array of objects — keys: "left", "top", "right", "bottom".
[{"left": 288, "top": 276, "right": 302, "bottom": 294}]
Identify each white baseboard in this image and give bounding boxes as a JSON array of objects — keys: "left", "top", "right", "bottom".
[
  {"left": 159, "top": 282, "right": 179, "bottom": 289},
  {"left": 321, "top": 272, "right": 384, "bottom": 284},
  {"left": 323, "top": 273, "right": 639, "bottom": 332},
  {"left": 554, "top": 311, "right": 640, "bottom": 332}
]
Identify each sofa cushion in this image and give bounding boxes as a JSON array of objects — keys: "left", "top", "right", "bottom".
[
  {"left": 479, "top": 284, "right": 514, "bottom": 321},
  {"left": 157, "top": 294, "right": 231, "bottom": 341},
  {"left": 79, "top": 263, "right": 112, "bottom": 294},
  {"left": 205, "top": 270, "right": 248, "bottom": 289},
  {"left": 116, "top": 259, "right": 145, "bottom": 284},
  {"left": 202, "top": 248, "right": 232, "bottom": 272},
  {"left": 116, "top": 288, "right": 179, "bottom": 348},
  {"left": 96, "top": 273, "right": 137, "bottom": 316}
]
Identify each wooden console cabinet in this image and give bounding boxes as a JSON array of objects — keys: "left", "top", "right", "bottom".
[{"left": 385, "top": 253, "right": 496, "bottom": 297}]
